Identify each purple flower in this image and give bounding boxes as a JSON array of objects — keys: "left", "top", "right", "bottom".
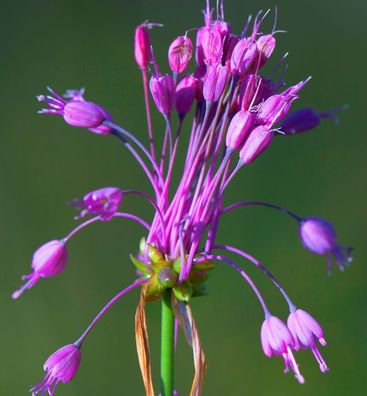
[
  {"left": 175, "top": 75, "right": 199, "bottom": 118},
  {"left": 71, "top": 187, "right": 123, "bottom": 220},
  {"left": 38, "top": 87, "right": 113, "bottom": 135},
  {"left": 149, "top": 74, "right": 175, "bottom": 115},
  {"left": 239, "top": 125, "right": 273, "bottom": 164},
  {"left": 287, "top": 309, "right": 328, "bottom": 373},
  {"left": 226, "top": 110, "right": 255, "bottom": 151},
  {"left": 168, "top": 36, "right": 193, "bottom": 74},
  {"left": 256, "top": 34, "right": 276, "bottom": 68},
  {"left": 31, "top": 344, "right": 81, "bottom": 395},
  {"left": 200, "top": 26, "right": 224, "bottom": 65},
  {"left": 134, "top": 24, "right": 151, "bottom": 70},
  {"left": 299, "top": 217, "right": 353, "bottom": 273},
  {"left": 261, "top": 316, "right": 305, "bottom": 384},
  {"left": 230, "top": 38, "right": 258, "bottom": 77},
  {"left": 203, "top": 64, "right": 229, "bottom": 102},
  {"left": 12, "top": 240, "right": 68, "bottom": 299}
]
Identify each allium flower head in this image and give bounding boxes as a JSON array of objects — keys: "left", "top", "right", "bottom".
[
  {"left": 12, "top": 240, "right": 68, "bottom": 299},
  {"left": 287, "top": 309, "right": 328, "bottom": 373},
  {"left": 299, "top": 217, "right": 353, "bottom": 273},
  {"left": 31, "top": 344, "right": 81, "bottom": 395},
  {"left": 71, "top": 187, "right": 123, "bottom": 220},
  {"left": 15, "top": 1, "right": 353, "bottom": 394}
]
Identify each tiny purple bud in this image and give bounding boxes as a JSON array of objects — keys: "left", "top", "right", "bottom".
[
  {"left": 256, "top": 34, "right": 276, "bottom": 68},
  {"left": 134, "top": 24, "right": 151, "bottom": 70},
  {"left": 31, "top": 344, "right": 81, "bottom": 395},
  {"left": 230, "top": 38, "right": 258, "bottom": 77},
  {"left": 281, "top": 108, "right": 321, "bottom": 134},
  {"left": 38, "top": 88, "right": 113, "bottom": 135},
  {"left": 168, "top": 36, "right": 193, "bottom": 74},
  {"left": 226, "top": 110, "right": 255, "bottom": 151},
  {"left": 239, "top": 125, "right": 273, "bottom": 164},
  {"left": 299, "top": 217, "right": 353, "bottom": 273},
  {"left": 12, "top": 240, "right": 68, "bottom": 299},
  {"left": 287, "top": 309, "right": 329, "bottom": 373},
  {"left": 238, "top": 74, "right": 258, "bottom": 110},
  {"left": 175, "top": 75, "right": 199, "bottom": 118},
  {"left": 201, "top": 26, "right": 223, "bottom": 65},
  {"left": 203, "top": 64, "right": 229, "bottom": 102},
  {"left": 261, "top": 316, "right": 304, "bottom": 384},
  {"left": 150, "top": 74, "right": 175, "bottom": 115},
  {"left": 71, "top": 187, "right": 123, "bottom": 221}
]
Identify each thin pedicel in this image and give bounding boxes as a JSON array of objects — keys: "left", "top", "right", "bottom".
[{"left": 14, "top": 1, "right": 352, "bottom": 395}]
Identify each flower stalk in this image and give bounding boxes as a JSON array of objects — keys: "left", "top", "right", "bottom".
[{"left": 160, "top": 289, "right": 175, "bottom": 396}]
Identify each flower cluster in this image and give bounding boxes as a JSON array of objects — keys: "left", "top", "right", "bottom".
[{"left": 14, "top": 1, "right": 352, "bottom": 394}]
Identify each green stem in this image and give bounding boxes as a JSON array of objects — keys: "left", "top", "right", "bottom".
[{"left": 160, "top": 289, "right": 175, "bottom": 396}]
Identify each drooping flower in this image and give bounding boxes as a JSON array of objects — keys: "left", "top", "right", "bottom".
[
  {"left": 71, "top": 187, "right": 123, "bottom": 221},
  {"left": 149, "top": 74, "right": 175, "bottom": 116},
  {"left": 12, "top": 239, "right": 68, "bottom": 299},
  {"left": 175, "top": 75, "right": 199, "bottom": 119},
  {"left": 31, "top": 344, "right": 81, "bottom": 396},
  {"left": 239, "top": 125, "right": 273, "bottom": 164},
  {"left": 299, "top": 217, "right": 353, "bottom": 273},
  {"left": 287, "top": 309, "right": 328, "bottom": 373},
  {"left": 37, "top": 87, "right": 113, "bottom": 135},
  {"left": 261, "top": 315, "right": 305, "bottom": 384}
]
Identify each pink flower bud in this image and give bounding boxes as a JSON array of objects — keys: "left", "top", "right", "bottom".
[
  {"left": 134, "top": 25, "right": 151, "bottom": 70},
  {"left": 261, "top": 316, "right": 304, "bottom": 384},
  {"left": 239, "top": 125, "right": 273, "bottom": 164},
  {"left": 38, "top": 88, "right": 113, "bottom": 135},
  {"left": 168, "top": 36, "right": 193, "bottom": 74},
  {"left": 63, "top": 101, "right": 106, "bottom": 129},
  {"left": 71, "top": 187, "right": 123, "bottom": 220},
  {"left": 12, "top": 240, "right": 68, "bottom": 299},
  {"left": 175, "top": 75, "right": 198, "bottom": 117},
  {"left": 287, "top": 309, "right": 328, "bottom": 373},
  {"left": 226, "top": 110, "right": 255, "bottom": 151},
  {"left": 257, "top": 94, "right": 294, "bottom": 126},
  {"left": 31, "top": 344, "right": 81, "bottom": 395},
  {"left": 203, "top": 64, "right": 229, "bottom": 102},
  {"left": 230, "top": 38, "right": 258, "bottom": 77},
  {"left": 201, "top": 26, "right": 223, "bottom": 65},
  {"left": 256, "top": 34, "right": 276, "bottom": 68},
  {"left": 149, "top": 74, "right": 175, "bottom": 115},
  {"left": 299, "top": 217, "right": 353, "bottom": 273}
]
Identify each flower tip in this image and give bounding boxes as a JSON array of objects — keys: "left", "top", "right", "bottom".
[
  {"left": 320, "top": 363, "right": 329, "bottom": 373},
  {"left": 12, "top": 289, "right": 22, "bottom": 300},
  {"left": 36, "top": 95, "right": 45, "bottom": 102},
  {"left": 319, "top": 337, "right": 327, "bottom": 346},
  {"left": 296, "top": 373, "right": 305, "bottom": 384}
]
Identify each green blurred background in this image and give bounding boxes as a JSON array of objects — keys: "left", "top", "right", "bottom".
[{"left": 1, "top": 0, "right": 366, "bottom": 395}]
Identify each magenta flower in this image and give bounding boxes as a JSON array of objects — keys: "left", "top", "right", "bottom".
[
  {"left": 37, "top": 87, "right": 113, "bottom": 135},
  {"left": 168, "top": 35, "right": 193, "bottom": 74},
  {"left": 13, "top": 240, "right": 68, "bottom": 299},
  {"left": 299, "top": 217, "right": 353, "bottom": 273},
  {"left": 14, "top": 1, "right": 353, "bottom": 394},
  {"left": 71, "top": 187, "right": 123, "bottom": 220},
  {"left": 31, "top": 344, "right": 81, "bottom": 395},
  {"left": 261, "top": 315, "right": 304, "bottom": 384},
  {"left": 287, "top": 309, "right": 328, "bottom": 373}
]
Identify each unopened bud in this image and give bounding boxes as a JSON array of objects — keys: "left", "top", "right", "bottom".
[
  {"left": 134, "top": 25, "right": 151, "bottom": 70},
  {"left": 203, "top": 64, "right": 229, "bottom": 102},
  {"left": 168, "top": 36, "right": 193, "bottom": 74},
  {"left": 175, "top": 75, "right": 198, "bottom": 118},
  {"left": 226, "top": 110, "right": 255, "bottom": 151},
  {"left": 149, "top": 74, "right": 175, "bottom": 115},
  {"left": 256, "top": 34, "right": 276, "bottom": 68},
  {"left": 239, "top": 125, "right": 273, "bottom": 164}
]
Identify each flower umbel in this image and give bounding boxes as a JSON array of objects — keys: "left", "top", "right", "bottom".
[{"left": 14, "top": 1, "right": 353, "bottom": 394}]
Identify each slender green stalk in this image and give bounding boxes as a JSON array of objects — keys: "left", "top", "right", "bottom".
[{"left": 160, "top": 290, "right": 175, "bottom": 396}]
